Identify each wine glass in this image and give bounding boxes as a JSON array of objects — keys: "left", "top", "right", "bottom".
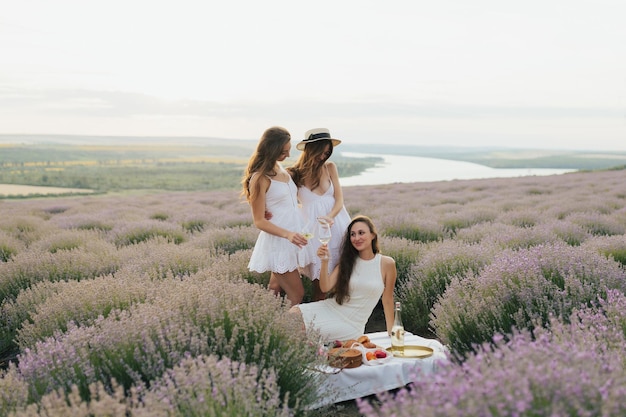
[
  {"left": 301, "top": 219, "right": 314, "bottom": 241},
  {"left": 317, "top": 218, "right": 332, "bottom": 260}
]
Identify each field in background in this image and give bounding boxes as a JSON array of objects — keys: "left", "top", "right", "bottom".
[
  {"left": 0, "top": 139, "right": 378, "bottom": 197},
  {"left": 2, "top": 134, "right": 626, "bottom": 197},
  {"left": 341, "top": 142, "right": 626, "bottom": 170}
]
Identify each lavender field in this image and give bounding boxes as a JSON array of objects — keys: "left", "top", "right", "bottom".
[{"left": 1, "top": 168, "right": 626, "bottom": 416}]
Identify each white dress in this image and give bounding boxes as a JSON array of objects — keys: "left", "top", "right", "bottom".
[
  {"left": 298, "top": 181, "right": 351, "bottom": 281},
  {"left": 248, "top": 175, "right": 311, "bottom": 273},
  {"left": 297, "top": 254, "right": 385, "bottom": 342}
]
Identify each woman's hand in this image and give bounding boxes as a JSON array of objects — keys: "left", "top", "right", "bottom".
[
  {"left": 286, "top": 231, "right": 308, "bottom": 248},
  {"left": 317, "top": 244, "right": 329, "bottom": 260},
  {"left": 317, "top": 215, "right": 334, "bottom": 227}
]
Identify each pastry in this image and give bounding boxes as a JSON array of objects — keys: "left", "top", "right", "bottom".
[{"left": 342, "top": 339, "right": 358, "bottom": 348}]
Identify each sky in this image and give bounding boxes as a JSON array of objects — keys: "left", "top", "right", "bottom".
[{"left": 1, "top": 0, "right": 625, "bottom": 151}]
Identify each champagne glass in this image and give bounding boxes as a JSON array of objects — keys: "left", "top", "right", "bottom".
[
  {"left": 301, "top": 219, "right": 314, "bottom": 241},
  {"left": 317, "top": 218, "right": 332, "bottom": 260}
]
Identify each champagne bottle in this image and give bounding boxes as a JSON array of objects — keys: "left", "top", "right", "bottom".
[{"left": 391, "top": 301, "right": 405, "bottom": 354}]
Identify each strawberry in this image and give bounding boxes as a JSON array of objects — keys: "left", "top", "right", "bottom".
[{"left": 374, "top": 350, "right": 387, "bottom": 359}]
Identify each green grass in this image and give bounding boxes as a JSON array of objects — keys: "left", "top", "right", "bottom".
[
  {"left": 3, "top": 138, "right": 626, "bottom": 197},
  {"left": 0, "top": 141, "right": 378, "bottom": 195}
]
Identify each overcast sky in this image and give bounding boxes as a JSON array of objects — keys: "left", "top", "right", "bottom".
[{"left": 1, "top": 0, "right": 624, "bottom": 151}]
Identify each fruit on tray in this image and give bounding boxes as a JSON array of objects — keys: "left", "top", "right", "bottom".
[{"left": 365, "top": 349, "right": 388, "bottom": 361}]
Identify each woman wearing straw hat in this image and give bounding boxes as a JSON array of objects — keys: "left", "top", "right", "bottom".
[{"left": 288, "top": 128, "right": 352, "bottom": 301}]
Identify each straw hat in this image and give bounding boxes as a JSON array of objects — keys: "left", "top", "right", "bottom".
[{"left": 296, "top": 128, "right": 342, "bottom": 151}]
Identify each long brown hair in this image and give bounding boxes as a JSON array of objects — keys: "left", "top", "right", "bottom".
[
  {"left": 241, "top": 126, "right": 291, "bottom": 202},
  {"left": 288, "top": 139, "right": 334, "bottom": 190},
  {"left": 330, "top": 215, "right": 379, "bottom": 305}
]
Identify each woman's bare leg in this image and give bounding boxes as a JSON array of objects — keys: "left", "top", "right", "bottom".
[
  {"left": 274, "top": 269, "right": 304, "bottom": 306},
  {"left": 268, "top": 272, "right": 282, "bottom": 296}
]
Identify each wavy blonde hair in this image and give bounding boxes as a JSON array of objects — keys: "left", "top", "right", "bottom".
[{"left": 241, "top": 126, "right": 291, "bottom": 202}]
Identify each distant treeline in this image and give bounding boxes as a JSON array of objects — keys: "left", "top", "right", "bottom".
[
  {"left": 3, "top": 139, "right": 626, "bottom": 194},
  {"left": 340, "top": 143, "right": 626, "bottom": 171},
  {"left": 0, "top": 143, "right": 378, "bottom": 193}
]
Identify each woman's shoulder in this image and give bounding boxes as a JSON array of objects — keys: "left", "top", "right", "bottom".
[
  {"left": 325, "top": 160, "right": 339, "bottom": 172},
  {"left": 379, "top": 254, "right": 396, "bottom": 267},
  {"left": 249, "top": 171, "right": 271, "bottom": 186}
]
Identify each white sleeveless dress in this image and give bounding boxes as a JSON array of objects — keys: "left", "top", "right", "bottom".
[
  {"left": 297, "top": 254, "right": 385, "bottom": 342},
  {"left": 248, "top": 175, "right": 311, "bottom": 273},
  {"left": 298, "top": 181, "right": 351, "bottom": 281}
]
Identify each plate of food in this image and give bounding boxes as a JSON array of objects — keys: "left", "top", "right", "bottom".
[{"left": 352, "top": 335, "right": 393, "bottom": 366}]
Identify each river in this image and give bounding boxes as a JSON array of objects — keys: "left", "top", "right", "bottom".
[{"left": 340, "top": 152, "right": 576, "bottom": 187}]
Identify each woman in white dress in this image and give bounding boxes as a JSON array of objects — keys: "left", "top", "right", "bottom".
[
  {"left": 288, "top": 128, "right": 351, "bottom": 301},
  {"left": 290, "top": 215, "right": 397, "bottom": 342},
  {"left": 242, "top": 126, "right": 311, "bottom": 306}
]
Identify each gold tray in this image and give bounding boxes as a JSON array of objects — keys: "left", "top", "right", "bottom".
[{"left": 385, "top": 345, "right": 434, "bottom": 359}]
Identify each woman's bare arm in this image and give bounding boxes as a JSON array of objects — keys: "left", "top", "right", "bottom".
[
  {"left": 380, "top": 255, "right": 398, "bottom": 335},
  {"left": 326, "top": 162, "right": 346, "bottom": 220}
]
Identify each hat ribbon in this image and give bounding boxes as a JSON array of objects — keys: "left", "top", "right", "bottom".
[{"left": 308, "top": 132, "right": 331, "bottom": 140}]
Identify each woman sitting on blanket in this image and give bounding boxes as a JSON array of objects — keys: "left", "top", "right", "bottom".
[{"left": 290, "top": 215, "right": 397, "bottom": 342}]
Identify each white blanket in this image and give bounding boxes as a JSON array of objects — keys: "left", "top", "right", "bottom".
[{"left": 309, "top": 331, "right": 449, "bottom": 409}]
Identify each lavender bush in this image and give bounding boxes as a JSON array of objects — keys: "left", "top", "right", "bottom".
[
  {"left": 0, "top": 365, "right": 29, "bottom": 413},
  {"left": 399, "top": 240, "right": 498, "bottom": 334},
  {"left": 482, "top": 223, "right": 561, "bottom": 250},
  {"left": 377, "top": 236, "right": 423, "bottom": 288},
  {"left": 111, "top": 219, "right": 188, "bottom": 246},
  {"left": 440, "top": 207, "right": 498, "bottom": 234},
  {"left": 379, "top": 214, "right": 446, "bottom": 243},
  {"left": 0, "top": 245, "right": 121, "bottom": 304},
  {"left": 13, "top": 273, "right": 152, "bottom": 350},
  {"left": 359, "top": 290, "right": 626, "bottom": 417},
  {"left": 497, "top": 207, "right": 540, "bottom": 228},
  {"left": 133, "top": 354, "right": 293, "bottom": 417},
  {"left": 28, "top": 229, "right": 108, "bottom": 254},
  {"left": 113, "top": 237, "right": 213, "bottom": 280},
  {"left": 581, "top": 234, "right": 626, "bottom": 266},
  {"left": 544, "top": 218, "right": 591, "bottom": 246},
  {"left": 11, "top": 275, "right": 321, "bottom": 413},
  {"left": 197, "top": 249, "right": 272, "bottom": 287},
  {"left": 431, "top": 242, "right": 626, "bottom": 356},
  {"left": 0, "top": 215, "right": 57, "bottom": 247},
  {"left": 6, "top": 355, "right": 293, "bottom": 417},
  {"left": 0, "top": 230, "right": 24, "bottom": 262},
  {"left": 202, "top": 225, "right": 259, "bottom": 255},
  {"left": 567, "top": 211, "right": 626, "bottom": 237}
]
